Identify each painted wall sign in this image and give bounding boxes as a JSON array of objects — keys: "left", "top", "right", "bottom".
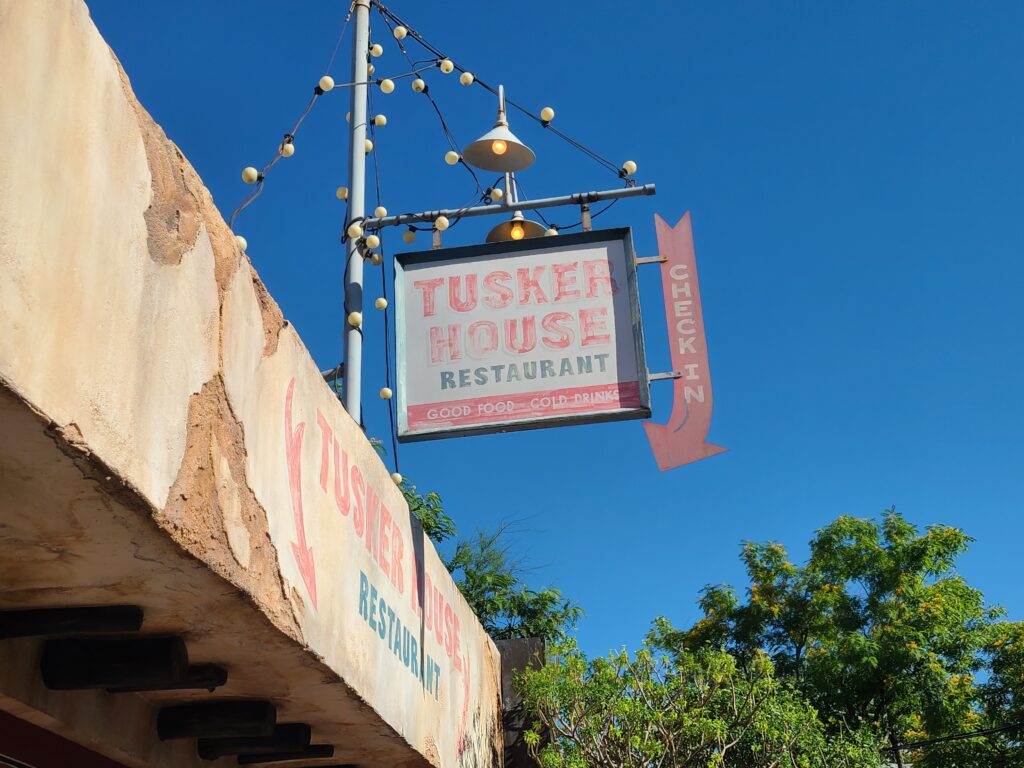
[
  {"left": 643, "top": 213, "right": 726, "bottom": 470},
  {"left": 395, "top": 228, "right": 651, "bottom": 441}
]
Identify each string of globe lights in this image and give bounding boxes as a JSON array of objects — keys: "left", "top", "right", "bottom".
[{"left": 228, "top": 0, "right": 652, "bottom": 482}]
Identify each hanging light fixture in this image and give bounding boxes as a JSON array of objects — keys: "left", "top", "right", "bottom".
[
  {"left": 486, "top": 211, "right": 546, "bottom": 242},
  {"left": 462, "top": 85, "right": 535, "bottom": 173}
]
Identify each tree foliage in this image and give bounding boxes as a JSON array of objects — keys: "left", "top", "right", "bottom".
[{"left": 517, "top": 635, "right": 882, "bottom": 768}]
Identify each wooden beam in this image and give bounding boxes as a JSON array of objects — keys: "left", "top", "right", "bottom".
[
  {"left": 197, "top": 723, "right": 311, "bottom": 760},
  {"left": 0, "top": 606, "right": 142, "bottom": 639},
  {"left": 157, "top": 701, "right": 276, "bottom": 741},
  {"left": 108, "top": 663, "right": 228, "bottom": 693},
  {"left": 41, "top": 636, "right": 186, "bottom": 690},
  {"left": 236, "top": 744, "right": 335, "bottom": 764}
]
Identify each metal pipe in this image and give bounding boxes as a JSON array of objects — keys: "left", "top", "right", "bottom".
[
  {"left": 342, "top": 0, "right": 372, "bottom": 422},
  {"left": 364, "top": 183, "right": 656, "bottom": 230}
]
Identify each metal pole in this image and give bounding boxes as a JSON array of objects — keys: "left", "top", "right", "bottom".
[{"left": 343, "top": 0, "right": 371, "bottom": 423}]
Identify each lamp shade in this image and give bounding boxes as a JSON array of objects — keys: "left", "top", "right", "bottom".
[
  {"left": 463, "top": 124, "right": 535, "bottom": 173},
  {"left": 486, "top": 215, "right": 546, "bottom": 243}
]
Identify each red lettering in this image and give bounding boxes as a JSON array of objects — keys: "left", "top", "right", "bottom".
[
  {"left": 332, "top": 439, "right": 350, "bottom": 516},
  {"left": 390, "top": 523, "right": 404, "bottom": 594},
  {"left": 351, "top": 465, "right": 365, "bottom": 536},
  {"left": 444, "top": 603, "right": 454, "bottom": 658},
  {"left": 379, "top": 504, "right": 392, "bottom": 576},
  {"left": 448, "top": 275, "right": 478, "bottom": 312},
  {"left": 424, "top": 573, "right": 434, "bottom": 631},
  {"left": 580, "top": 307, "right": 611, "bottom": 347},
  {"left": 483, "top": 270, "right": 513, "bottom": 309},
  {"left": 364, "top": 487, "right": 380, "bottom": 560},
  {"left": 540, "top": 311, "right": 574, "bottom": 349},
  {"left": 413, "top": 277, "right": 444, "bottom": 317},
  {"left": 315, "top": 411, "right": 332, "bottom": 492},
  {"left": 583, "top": 259, "right": 617, "bottom": 298},
  {"left": 552, "top": 262, "right": 580, "bottom": 302},
  {"left": 516, "top": 266, "right": 548, "bottom": 305},
  {"left": 433, "top": 588, "right": 444, "bottom": 646},
  {"left": 467, "top": 320, "right": 499, "bottom": 358},
  {"left": 453, "top": 614, "right": 463, "bottom": 671},
  {"left": 503, "top": 317, "right": 537, "bottom": 354},
  {"left": 429, "top": 325, "right": 462, "bottom": 363}
]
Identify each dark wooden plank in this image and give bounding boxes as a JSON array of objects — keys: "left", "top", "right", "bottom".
[
  {"left": 0, "top": 606, "right": 142, "bottom": 639},
  {"left": 157, "top": 701, "right": 276, "bottom": 741},
  {"left": 41, "top": 636, "right": 186, "bottom": 690},
  {"left": 197, "top": 723, "right": 311, "bottom": 759}
]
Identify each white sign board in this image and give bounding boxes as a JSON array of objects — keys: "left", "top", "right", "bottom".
[{"left": 395, "top": 228, "right": 650, "bottom": 441}]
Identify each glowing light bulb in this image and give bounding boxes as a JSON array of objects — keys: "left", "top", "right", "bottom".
[
  {"left": 540, "top": 106, "right": 555, "bottom": 122},
  {"left": 390, "top": 472, "right": 403, "bottom": 485},
  {"left": 459, "top": 71, "right": 474, "bottom": 86},
  {"left": 411, "top": 78, "right": 425, "bottom": 93},
  {"left": 280, "top": 141, "right": 295, "bottom": 157},
  {"left": 241, "top": 166, "right": 259, "bottom": 184},
  {"left": 380, "top": 79, "right": 395, "bottom": 94},
  {"left": 365, "top": 139, "right": 374, "bottom": 153},
  {"left": 491, "top": 139, "right": 508, "bottom": 155},
  {"left": 444, "top": 151, "right": 460, "bottom": 165},
  {"left": 434, "top": 215, "right": 450, "bottom": 231},
  {"left": 490, "top": 187, "right": 504, "bottom": 201},
  {"left": 374, "top": 206, "right": 387, "bottom": 218},
  {"left": 545, "top": 228, "right": 558, "bottom": 237},
  {"left": 347, "top": 311, "right": 362, "bottom": 327},
  {"left": 379, "top": 387, "right": 393, "bottom": 399},
  {"left": 367, "top": 64, "right": 375, "bottom": 76},
  {"left": 235, "top": 235, "right": 247, "bottom": 251},
  {"left": 336, "top": 186, "right": 349, "bottom": 200},
  {"left": 370, "top": 43, "right": 383, "bottom": 57},
  {"left": 402, "top": 229, "right": 416, "bottom": 244},
  {"left": 374, "top": 297, "right": 388, "bottom": 310},
  {"left": 365, "top": 234, "right": 381, "bottom": 249},
  {"left": 347, "top": 222, "right": 363, "bottom": 239},
  {"left": 622, "top": 160, "right": 638, "bottom": 175},
  {"left": 370, "top": 252, "right": 383, "bottom": 266},
  {"left": 510, "top": 223, "right": 525, "bottom": 240},
  {"left": 374, "top": 114, "right": 387, "bottom": 127},
  {"left": 319, "top": 75, "right": 335, "bottom": 92},
  {"left": 439, "top": 58, "right": 454, "bottom": 74},
  {"left": 393, "top": 25, "right": 408, "bottom": 40}
]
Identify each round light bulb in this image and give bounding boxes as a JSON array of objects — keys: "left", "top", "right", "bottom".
[
  {"left": 375, "top": 297, "right": 388, "bottom": 310},
  {"left": 319, "top": 75, "right": 335, "bottom": 92},
  {"left": 347, "top": 222, "right": 363, "bottom": 239},
  {"left": 393, "top": 25, "right": 408, "bottom": 40},
  {"left": 622, "top": 160, "right": 638, "bottom": 175},
  {"left": 370, "top": 252, "right": 383, "bottom": 266},
  {"left": 367, "top": 63, "right": 375, "bottom": 76},
  {"left": 490, "top": 187, "right": 504, "bottom": 201},
  {"left": 390, "top": 472, "right": 403, "bottom": 485},
  {"left": 510, "top": 223, "right": 525, "bottom": 240},
  {"left": 347, "top": 311, "right": 362, "bottom": 327},
  {"left": 439, "top": 58, "right": 454, "bottom": 74},
  {"left": 374, "top": 114, "right": 387, "bottom": 127},
  {"left": 434, "top": 215, "right": 450, "bottom": 231},
  {"left": 540, "top": 106, "right": 555, "bottom": 122},
  {"left": 379, "top": 387, "right": 393, "bottom": 400},
  {"left": 374, "top": 206, "right": 387, "bottom": 218},
  {"left": 235, "top": 235, "right": 248, "bottom": 251},
  {"left": 365, "top": 234, "right": 381, "bottom": 249},
  {"left": 380, "top": 79, "right": 395, "bottom": 94},
  {"left": 459, "top": 71, "right": 474, "bottom": 86},
  {"left": 336, "top": 186, "right": 349, "bottom": 200},
  {"left": 491, "top": 139, "right": 507, "bottom": 155},
  {"left": 241, "top": 166, "right": 259, "bottom": 184},
  {"left": 444, "top": 151, "right": 460, "bottom": 165},
  {"left": 364, "top": 139, "right": 374, "bottom": 153},
  {"left": 345, "top": 111, "right": 351, "bottom": 123},
  {"left": 280, "top": 141, "right": 295, "bottom": 157},
  {"left": 545, "top": 228, "right": 558, "bottom": 236},
  {"left": 411, "top": 78, "right": 425, "bottom": 93},
  {"left": 402, "top": 230, "right": 416, "bottom": 244},
  {"left": 370, "top": 43, "right": 383, "bottom": 57}
]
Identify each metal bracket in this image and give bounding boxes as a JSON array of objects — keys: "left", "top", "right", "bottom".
[
  {"left": 580, "top": 203, "right": 592, "bottom": 232},
  {"left": 649, "top": 371, "right": 682, "bottom": 381},
  {"left": 636, "top": 255, "right": 666, "bottom": 265},
  {"left": 432, "top": 230, "right": 442, "bottom": 250}
]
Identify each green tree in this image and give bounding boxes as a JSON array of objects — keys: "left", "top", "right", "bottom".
[
  {"left": 516, "top": 633, "right": 882, "bottom": 768},
  {"left": 671, "top": 509, "right": 1005, "bottom": 766},
  {"left": 446, "top": 528, "right": 582, "bottom": 643}
]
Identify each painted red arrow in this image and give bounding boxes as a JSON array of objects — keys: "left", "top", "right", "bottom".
[
  {"left": 643, "top": 213, "right": 727, "bottom": 470},
  {"left": 285, "top": 378, "right": 318, "bottom": 610}
]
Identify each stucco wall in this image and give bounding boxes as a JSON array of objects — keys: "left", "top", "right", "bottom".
[{"left": 0, "top": 2, "right": 502, "bottom": 767}]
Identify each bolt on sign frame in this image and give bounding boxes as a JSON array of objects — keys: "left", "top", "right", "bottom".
[{"left": 395, "top": 227, "right": 650, "bottom": 441}]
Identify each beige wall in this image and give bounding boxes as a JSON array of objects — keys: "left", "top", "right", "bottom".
[{"left": 0, "top": 2, "right": 501, "bottom": 767}]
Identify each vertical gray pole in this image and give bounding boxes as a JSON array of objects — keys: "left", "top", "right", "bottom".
[{"left": 343, "top": 0, "right": 371, "bottom": 423}]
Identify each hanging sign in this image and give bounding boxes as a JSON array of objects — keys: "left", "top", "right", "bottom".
[
  {"left": 395, "top": 228, "right": 650, "bottom": 441},
  {"left": 643, "top": 213, "right": 726, "bottom": 470}
]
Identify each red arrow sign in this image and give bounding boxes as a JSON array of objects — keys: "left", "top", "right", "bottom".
[
  {"left": 643, "top": 214, "right": 727, "bottom": 470},
  {"left": 285, "top": 378, "right": 318, "bottom": 609}
]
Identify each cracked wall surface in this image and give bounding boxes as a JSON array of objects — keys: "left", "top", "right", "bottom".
[{"left": 0, "top": 2, "right": 502, "bottom": 767}]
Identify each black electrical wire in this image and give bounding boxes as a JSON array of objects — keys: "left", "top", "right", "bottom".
[{"left": 889, "top": 720, "right": 1024, "bottom": 751}]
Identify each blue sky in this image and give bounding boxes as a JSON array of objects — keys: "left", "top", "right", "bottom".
[{"left": 88, "top": 1, "right": 1024, "bottom": 656}]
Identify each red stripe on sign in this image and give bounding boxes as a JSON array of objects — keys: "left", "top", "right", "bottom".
[{"left": 407, "top": 382, "right": 642, "bottom": 431}]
